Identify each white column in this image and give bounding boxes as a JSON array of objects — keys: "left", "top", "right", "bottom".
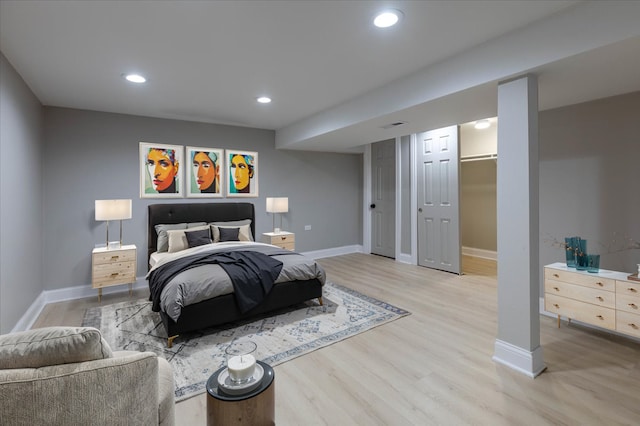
[{"left": 493, "top": 74, "right": 545, "bottom": 377}]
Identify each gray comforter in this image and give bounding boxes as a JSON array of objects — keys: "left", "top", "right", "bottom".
[{"left": 146, "top": 242, "right": 326, "bottom": 321}]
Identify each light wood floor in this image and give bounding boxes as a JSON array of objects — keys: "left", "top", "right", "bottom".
[{"left": 32, "top": 254, "right": 640, "bottom": 425}]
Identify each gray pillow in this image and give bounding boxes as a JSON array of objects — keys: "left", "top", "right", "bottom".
[
  {"left": 155, "top": 222, "right": 207, "bottom": 252},
  {"left": 185, "top": 228, "right": 212, "bottom": 248},
  {"left": 219, "top": 227, "right": 240, "bottom": 242},
  {"left": 209, "top": 219, "right": 253, "bottom": 242},
  {"left": 155, "top": 223, "right": 187, "bottom": 253}
]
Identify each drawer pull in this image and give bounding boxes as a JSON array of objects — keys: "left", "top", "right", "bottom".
[
  {"left": 596, "top": 282, "right": 604, "bottom": 287},
  {"left": 630, "top": 323, "right": 639, "bottom": 329},
  {"left": 596, "top": 315, "right": 604, "bottom": 320},
  {"left": 553, "top": 287, "right": 559, "bottom": 291},
  {"left": 111, "top": 256, "right": 119, "bottom": 260},
  {"left": 110, "top": 272, "right": 119, "bottom": 277},
  {"left": 553, "top": 273, "right": 560, "bottom": 278},
  {"left": 629, "top": 303, "right": 638, "bottom": 309},
  {"left": 596, "top": 296, "right": 604, "bottom": 301},
  {"left": 553, "top": 304, "right": 560, "bottom": 308},
  {"left": 281, "top": 236, "right": 287, "bottom": 240},
  {"left": 629, "top": 288, "right": 638, "bottom": 293}
]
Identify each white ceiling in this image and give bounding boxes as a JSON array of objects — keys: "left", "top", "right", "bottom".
[{"left": 1, "top": 1, "right": 639, "bottom": 152}]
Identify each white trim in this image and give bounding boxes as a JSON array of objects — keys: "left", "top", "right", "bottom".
[
  {"left": 493, "top": 339, "right": 546, "bottom": 378},
  {"left": 302, "top": 245, "right": 363, "bottom": 260},
  {"left": 363, "top": 144, "right": 372, "bottom": 254},
  {"left": 396, "top": 253, "right": 413, "bottom": 264},
  {"left": 410, "top": 133, "right": 418, "bottom": 265},
  {"left": 11, "top": 278, "right": 148, "bottom": 333},
  {"left": 462, "top": 246, "right": 497, "bottom": 261},
  {"left": 395, "top": 137, "right": 402, "bottom": 261}
]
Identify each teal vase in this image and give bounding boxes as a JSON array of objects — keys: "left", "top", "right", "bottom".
[{"left": 575, "top": 239, "right": 588, "bottom": 270}]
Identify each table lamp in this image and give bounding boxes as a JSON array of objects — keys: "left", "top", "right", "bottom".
[
  {"left": 95, "top": 199, "right": 132, "bottom": 249},
  {"left": 266, "top": 197, "right": 288, "bottom": 233}
]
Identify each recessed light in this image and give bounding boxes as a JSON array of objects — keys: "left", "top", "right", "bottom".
[
  {"left": 124, "top": 74, "right": 146, "bottom": 83},
  {"left": 256, "top": 96, "right": 272, "bottom": 104},
  {"left": 374, "top": 10, "right": 402, "bottom": 28},
  {"left": 474, "top": 119, "right": 490, "bottom": 130}
]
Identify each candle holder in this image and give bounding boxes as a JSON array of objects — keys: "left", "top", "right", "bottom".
[{"left": 225, "top": 341, "right": 257, "bottom": 384}]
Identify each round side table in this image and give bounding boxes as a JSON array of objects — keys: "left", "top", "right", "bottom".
[{"left": 206, "top": 360, "right": 275, "bottom": 426}]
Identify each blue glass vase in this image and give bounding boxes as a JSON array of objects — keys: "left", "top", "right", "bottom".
[
  {"left": 587, "top": 254, "right": 600, "bottom": 273},
  {"left": 575, "top": 239, "right": 588, "bottom": 270},
  {"left": 564, "top": 237, "right": 577, "bottom": 268}
]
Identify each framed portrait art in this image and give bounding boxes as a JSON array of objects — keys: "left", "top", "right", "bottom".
[
  {"left": 226, "top": 150, "right": 258, "bottom": 197},
  {"left": 139, "top": 142, "right": 184, "bottom": 198},
  {"left": 186, "top": 146, "right": 224, "bottom": 198}
]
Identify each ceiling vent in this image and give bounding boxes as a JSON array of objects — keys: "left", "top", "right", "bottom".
[{"left": 380, "top": 121, "right": 407, "bottom": 129}]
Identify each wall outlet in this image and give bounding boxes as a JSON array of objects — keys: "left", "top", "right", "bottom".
[{"left": 304, "top": 225, "right": 312, "bottom": 231}]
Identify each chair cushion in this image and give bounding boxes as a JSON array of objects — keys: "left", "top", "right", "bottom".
[{"left": 0, "top": 326, "right": 112, "bottom": 369}]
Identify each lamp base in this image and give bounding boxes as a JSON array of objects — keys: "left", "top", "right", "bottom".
[
  {"left": 107, "top": 241, "right": 122, "bottom": 250},
  {"left": 273, "top": 228, "right": 281, "bottom": 234}
]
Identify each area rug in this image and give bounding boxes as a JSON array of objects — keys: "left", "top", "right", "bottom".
[{"left": 82, "top": 282, "right": 409, "bottom": 401}]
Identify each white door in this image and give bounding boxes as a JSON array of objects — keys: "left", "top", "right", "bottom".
[
  {"left": 416, "top": 126, "right": 461, "bottom": 274},
  {"left": 371, "top": 139, "right": 395, "bottom": 258}
]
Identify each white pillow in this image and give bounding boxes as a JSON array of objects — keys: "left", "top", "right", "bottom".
[
  {"left": 166, "top": 225, "right": 210, "bottom": 253},
  {"left": 211, "top": 222, "right": 253, "bottom": 243}
]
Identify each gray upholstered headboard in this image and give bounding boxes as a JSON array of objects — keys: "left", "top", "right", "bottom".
[{"left": 147, "top": 202, "right": 256, "bottom": 264}]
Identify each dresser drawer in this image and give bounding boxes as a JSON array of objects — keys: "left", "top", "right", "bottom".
[
  {"left": 93, "top": 249, "right": 136, "bottom": 265},
  {"left": 545, "top": 293, "right": 616, "bottom": 330},
  {"left": 268, "top": 234, "right": 294, "bottom": 245},
  {"left": 616, "top": 311, "right": 640, "bottom": 338},
  {"left": 544, "top": 268, "right": 615, "bottom": 291},
  {"left": 616, "top": 293, "right": 640, "bottom": 314},
  {"left": 93, "top": 261, "right": 135, "bottom": 286},
  {"left": 616, "top": 280, "right": 640, "bottom": 299},
  {"left": 545, "top": 280, "right": 615, "bottom": 308}
]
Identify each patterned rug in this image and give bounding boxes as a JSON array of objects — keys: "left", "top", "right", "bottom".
[{"left": 82, "top": 282, "right": 409, "bottom": 402}]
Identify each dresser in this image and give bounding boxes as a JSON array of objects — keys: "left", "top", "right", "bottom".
[
  {"left": 261, "top": 231, "right": 295, "bottom": 251},
  {"left": 92, "top": 244, "right": 137, "bottom": 301},
  {"left": 544, "top": 262, "right": 640, "bottom": 339}
]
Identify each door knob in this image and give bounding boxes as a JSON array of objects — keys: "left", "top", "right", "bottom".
[
  {"left": 418, "top": 208, "right": 423, "bottom": 213},
  {"left": 370, "top": 204, "right": 376, "bottom": 209}
]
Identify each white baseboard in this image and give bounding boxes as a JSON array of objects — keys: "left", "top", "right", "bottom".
[
  {"left": 462, "top": 246, "right": 497, "bottom": 261},
  {"left": 302, "top": 245, "right": 363, "bottom": 260},
  {"left": 11, "top": 278, "right": 147, "bottom": 333},
  {"left": 493, "top": 339, "right": 546, "bottom": 378},
  {"left": 396, "top": 253, "right": 413, "bottom": 264}
]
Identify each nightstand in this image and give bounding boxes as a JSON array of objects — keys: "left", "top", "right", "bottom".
[
  {"left": 262, "top": 231, "right": 295, "bottom": 251},
  {"left": 92, "top": 244, "right": 136, "bottom": 301}
]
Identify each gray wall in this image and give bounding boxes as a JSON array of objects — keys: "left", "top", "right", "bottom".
[
  {"left": 42, "top": 107, "right": 363, "bottom": 290},
  {"left": 539, "top": 91, "right": 640, "bottom": 276},
  {"left": 0, "top": 53, "right": 44, "bottom": 333}
]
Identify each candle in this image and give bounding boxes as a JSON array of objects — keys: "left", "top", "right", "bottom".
[{"left": 227, "top": 354, "right": 256, "bottom": 383}]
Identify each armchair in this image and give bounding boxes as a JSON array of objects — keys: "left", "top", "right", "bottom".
[{"left": 0, "top": 327, "right": 175, "bottom": 426}]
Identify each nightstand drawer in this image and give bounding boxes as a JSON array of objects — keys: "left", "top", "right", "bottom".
[
  {"left": 545, "top": 293, "right": 615, "bottom": 330},
  {"left": 93, "top": 249, "right": 136, "bottom": 265},
  {"left": 545, "top": 280, "right": 615, "bottom": 308},
  {"left": 262, "top": 232, "right": 295, "bottom": 251},
  {"left": 93, "top": 261, "right": 135, "bottom": 286},
  {"left": 544, "top": 268, "right": 615, "bottom": 291},
  {"left": 273, "top": 241, "right": 295, "bottom": 250}
]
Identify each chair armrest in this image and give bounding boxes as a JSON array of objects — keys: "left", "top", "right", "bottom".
[{"left": 0, "top": 351, "right": 161, "bottom": 426}]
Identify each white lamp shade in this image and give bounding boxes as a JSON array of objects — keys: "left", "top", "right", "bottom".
[
  {"left": 266, "top": 197, "right": 288, "bottom": 213},
  {"left": 95, "top": 199, "right": 132, "bottom": 221}
]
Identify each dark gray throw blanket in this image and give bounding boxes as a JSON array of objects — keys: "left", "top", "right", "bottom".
[{"left": 148, "top": 250, "right": 283, "bottom": 314}]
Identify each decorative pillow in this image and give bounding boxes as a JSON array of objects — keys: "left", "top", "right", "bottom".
[
  {"left": 155, "top": 223, "right": 187, "bottom": 253},
  {"left": 0, "top": 327, "right": 113, "bottom": 369},
  {"left": 155, "top": 222, "right": 207, "bottom": 252},
  {"left": 167, "top": 225, "right": 210, "bottom": 253},
  {"left": 219, "top": 227, "right": 240, "bottom": 242},
  {"left": 210, "top": 220, "right": 253, "bottom": 242},
  {"left": 185, "top": 228, "right": 212, "bottom": 248}
]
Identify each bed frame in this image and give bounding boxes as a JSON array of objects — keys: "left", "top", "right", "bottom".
[{"left": 147, "top": 202, "right": 323, "bottom": 347}]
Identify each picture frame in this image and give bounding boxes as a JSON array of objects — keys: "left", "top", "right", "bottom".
[
  {"left": 226, "top": 150, "right": 258, "bottom": 197},
  {"left": 186, "top": 146, "right": 224, "bottom": 198},
  {"left": 139, "top": 142, "right": 184, "bottom": 198}
]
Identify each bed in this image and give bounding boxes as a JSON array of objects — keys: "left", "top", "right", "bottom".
[{"left": 146, "top": 202, "right": 325, "bottom": 347}]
